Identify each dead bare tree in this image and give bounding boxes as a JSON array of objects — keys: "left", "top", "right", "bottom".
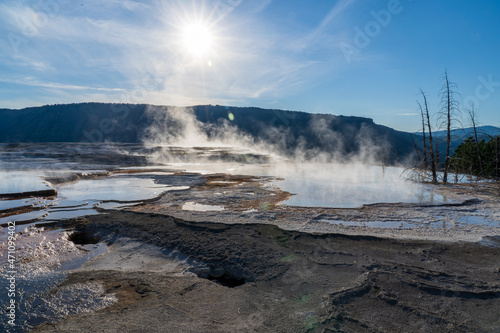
[
  {"left": 417, "top": 101, "right": 428, "bottom": 168},
  {"left": 467, "top": 105, "right": 484, "bottom": 177},
  {"left": 438, "top": 70, "right": 461, "bottom": 184},
  {"left": 420, "top": 90, "right": 437, "bottom": 183}
]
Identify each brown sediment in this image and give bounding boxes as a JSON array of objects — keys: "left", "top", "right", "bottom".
[
  {"left": 201, "top": 174, "right": 291, "bottom": 210},
  {"left": 109, "top": 169, "right": 176, "bottom": 175},
  {"left": 0, "top": 188, "right": 57, "bottom": 199},
  {"left": 0, "top": 205, "right": 38, "bottom": 218},
  {"left": 238, "top": 190, "right": 291, "bottom": 210},
  {"left": 200, "top": 173, "right": 262, "bottom": 188},
  {"left": 34, "top": 210, "right": 500, "bottom": 332},
  {"left": 149, "top": 173, "right": 293, "bottom": 211}
]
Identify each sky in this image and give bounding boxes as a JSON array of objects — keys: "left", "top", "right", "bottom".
[{"left": 0, "top": 0, "right": 499, "bottom": 132}]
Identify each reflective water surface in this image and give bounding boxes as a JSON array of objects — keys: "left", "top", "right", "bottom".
[
  {"left": 274, "top": 165, "right": 451, "bottom": 208},
  {"left": 0, "top": 143, "right": 490, "bottom": 227},
  {"left": 1, "top": 170, "right": 190, "bottom": 225}
]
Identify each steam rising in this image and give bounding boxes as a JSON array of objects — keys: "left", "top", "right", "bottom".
[
  {"left": 141, "top": 106, "right": 263, "bottom": 164},
  {"left": 140, "top": 105, "right": 396, "bottom": 166},
  {"left": 138, "top": 105, "right": 426, "bottom": 208}
]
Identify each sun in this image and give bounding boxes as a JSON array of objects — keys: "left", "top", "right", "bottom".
[{"left": 182, "top": 21, "right": 214, "bottom": 58}]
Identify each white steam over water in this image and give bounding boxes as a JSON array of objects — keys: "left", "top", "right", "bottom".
[
  {"left": 0, "top": 106, "right": 488, "bottom": 223},
  {"left": 0, "top": 106, "right": 466, "bottom": 225},
  {"left": 134, "top": 107, "right": 470, "bottom": 209}
]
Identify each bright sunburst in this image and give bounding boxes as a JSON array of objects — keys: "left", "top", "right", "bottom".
[{"left": 182, "top": 21, "right": 213, "bottom": 58}]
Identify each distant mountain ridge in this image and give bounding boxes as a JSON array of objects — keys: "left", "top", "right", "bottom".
[
  {"left": 427, "top": 126, "right": 500, "bottom": 140},
  {"left": 413, "top": 125, "right": 500, "bottom": 155},
  {"left": 0, "top": 103, "right": 416, "bottom": 163}
]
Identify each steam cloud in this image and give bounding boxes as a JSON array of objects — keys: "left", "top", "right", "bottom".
[
  {"left": 138, "top": 105, "right": 426, "bottom": 209},
  {"left": 140, "top": 105, "right": 396, "bottom": 167}
]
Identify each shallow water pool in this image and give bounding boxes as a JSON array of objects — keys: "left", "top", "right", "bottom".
[
  {"left": 0, "top": 172, "right": 189, "bottom": 225},
  {"left": 274, "top": 165, "right": 451, "bottom": 208}
]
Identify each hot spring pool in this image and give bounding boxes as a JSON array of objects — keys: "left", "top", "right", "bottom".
[{"left": 271, "top": 164, "right": 452, "bottom": 208}]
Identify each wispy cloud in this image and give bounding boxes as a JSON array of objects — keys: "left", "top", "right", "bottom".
[
  {"left": 0, "top": 0, "right": 356, "bottom": 108},
  {"left": 290, "top": 0, "right": 357, "bottom": 52},
  {"left": 0, "top": 78, "right": 125, "bottom": 92},
  {"left": 310, "top": 0, "right": 357, "bottom": 41},
  {"left": 397, "top": 113, "right": 419, "bottom": 116}
]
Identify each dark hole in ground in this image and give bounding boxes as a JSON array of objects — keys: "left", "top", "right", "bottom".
[
  {"left": 68, "top": 230, "right": 100, "bottom": 244},
  {"left": 205, "top": 272, "right": 246, "bottom": 288}
]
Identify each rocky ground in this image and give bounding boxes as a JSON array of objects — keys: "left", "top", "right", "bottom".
[
  {"left": 125, "top": 172, "right": 500, "bottom": 242},
  {"left": 10, "top": 170, "right": 498, "bottom": 332},
  {"left": 34, "top": 210, "right": 500, "bottom": 332},
  {"left": 4, "top": 144, "right": 500, "bottom": 332}
]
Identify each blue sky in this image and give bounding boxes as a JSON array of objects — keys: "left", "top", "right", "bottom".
[{"left": 1, "top": 0, "right": 499, "bottom": 132}]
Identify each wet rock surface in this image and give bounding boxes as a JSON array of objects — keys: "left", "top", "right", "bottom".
[
  {"left": 0, "top": 226, "right": 109, "bottom": 331},
  {"left": 128, "top": 173, "right": 500, "bottom": 241},
  {"left": 35, "top": 211, "right": 500, "bottom": 332},
  {"left": 3, "top": 144, "right": 500, "bottom": 331}
]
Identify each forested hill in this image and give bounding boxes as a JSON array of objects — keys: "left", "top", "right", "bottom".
[{"left": 0, "top": 103, "right": 416, "bottom": 163}]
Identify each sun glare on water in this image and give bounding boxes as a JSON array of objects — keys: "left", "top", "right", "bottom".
[{"left": 182, "top": 21, "right": 213, "bottom": 58}]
